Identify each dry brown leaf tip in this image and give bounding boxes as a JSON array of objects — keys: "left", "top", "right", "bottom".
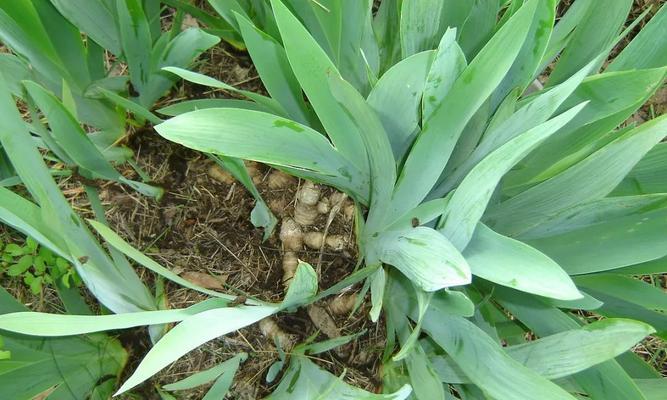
[
  {"left": 307, "top": 304, "right": 340, "bottom": 339},
  {"left": 180, "top": 271, "right": 228, "bottom": 290}
]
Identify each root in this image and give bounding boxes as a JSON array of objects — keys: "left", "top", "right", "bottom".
[
  {"left": 245, "top": 161, "right": 263, "bottom": 185},
  {"left": 268, "top": 170, "right": 296, "bottom": 189},
  {"left": 259, "top": 318, "right": 295, "bottom": 349},
  {"left": 294, "top": 181, "right": 320, "bottom": 226},
  {"left": 329, "top": 293, "right": 356, "bottom": 316},
  {"left": 303, "top": 232, "right": 347, "bottom": 251},
  {"left": 279, "top": 218, "right": 303, "bottom": 251},
  {"left": 281, "top": 251, "right": 299, "bottom": 287},
  {"left": 207, "top": 164, "right": 234, "bottom": 184},
  {"left": 316, "top": 198, "right": 330, "bottom": 214}
]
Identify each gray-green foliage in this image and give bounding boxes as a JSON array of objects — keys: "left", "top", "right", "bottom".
[
  {"left": 0, "top": 0, "right": 666, "bottom": 399},
  {"left": 0, "top": 0, "right": 220, "bottom": 199},
  {"left": 152, "top": 0, "right": 666, "bottom": 398}
]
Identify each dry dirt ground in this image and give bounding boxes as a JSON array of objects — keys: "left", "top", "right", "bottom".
[{"left": 1, "top": 1, "right": 666, "bottom": 399}]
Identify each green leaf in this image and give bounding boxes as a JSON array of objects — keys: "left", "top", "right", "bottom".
[
  {"left": 335, "top": 0, "right": 376, "bottom": 94},
  {"left": 0, "top": 189, "right": 68, "bottom": 259},
  {"left": 117, "top": 0, "right": 152, "bottom": 94},
  {"left": 370, "top": 227, "right": 471, "bottom": 292},
  {"left": 266, "top": 355, "right": 412, "bottom": 400},
  {"left": 8, "top": 255, "right": 33, "bottom": 277},
  {"left": 30, "top": 0, "right": 92, "bottom": 88},
  {"left": 496, "top": 288, "right": 649, "bottom": 400},
  {"left": 373, "top": 0, "right": 403, "bottom": 71},
  {"left": 422, "top": 28, "right": 466, "bottom": 123},
  {"left": 154, "top": 108, "right": 370, "bottom": 203},
  {"left": 162, "top": 66, "right": 285, "bottom": 115},
  {"left": 369, "top": 267, "right": 386, "bottom": 322},
  {"left": 405, "top": 342, "right": 446, "bottom": 400},
  {"left": 457, "top": 0, "right": 499, "bottom": 58},
  {"left": 0, "top": 2, "right": 62, "bottom": 86},
  {"left": 92, "top": 85, "right": 163, "bottom": 125},
  {"left": 613, "top": 143, "right": 667, "bottom": 196},
  {"left": 329, "top": 74, "right": 395, "bottom": 231},
  {"left": 387, "top": 197, "right": 451, "bottom": 231},
  {"left": 0, "top": 298, "right": 229, "bottom": 336},
  {"left": 492, "top": 0, "right": 556, "bottom": 106},
  {"left": 440, "top": 102, "right": 587, "bottom": 249},
  {"left": 504, "top": 68, "right": 667, "bottom": 192},
  {"left": 490, "top": 113, "right": 667, "bottom": 237},
  {"left": 207, "top": 0, "right": 248, "bottom": 32},
  {"left": 548, "top": 0, "right": 632, "bottom": 85},
  {"left": 611, "top": 257, "right": 667, "bottom": 275},
  {"left": 0, "top": 54, "right": 32, "bottom": 96},
  {"left": 464, "top": 223, "right": 581, "bottom": 300},
  {"left": 422, "top": 314, "right": 576, "bottom": 400},
  {"left": 280, "top": 262, "right": 318, "bottom": 310},
  {"left": 0, "top": 72, "right": 154, "bottom": 314},
  {"left": 519, "top": 194, "right": 667, "bottom": 240},
  {"left": 367, "top": 50, "right": 435, "bottom": 160},
  {"left": 400, "top": 0, "right": 444, "bottom": 57},
  {"left": 269, "top": 0, "right": 368, "bottom": 172},
  {"left": 608, "top": 3, "right": 667, "bottom": 71},
  {"left": 433, "top": 318, "right": 654, "bottom": 382},
  {"left": 157, "top": 98, "right": 271, "bottom": 116},
  {"left": 115, "top": 304, "right": 277, "bottom": 395},
  {"left": 202, "top": 367, "right": 240, "bottom": 400},
  {"left": 142, "top": 27, "right": 220, "bottom": 107},
  {"left": 88, "top": 219, "right": 237, "bottom": 301},
  {"left": 540, "top": 0, "right": 592, "bottom": 71},
  {"left": 636, "top": 379, "right": 667, "bottom": 400},
  {"left": 526, "top": 203, "right": 667, "bottom": 275},
  {"left": 390, "top": 0, "right": 538, "bottom": 217},
  {"left": 49, "top": 0, "right": 121, "bottom": 55},
  {"left": 23, "top": 82, "right": 121, "bottom": 178},
  {"left": 235, "top": 13, "right": 312, "bottom": 125},
  {"left": 434, "top": 56, "right": 600, "bottom": 198},
  {"left": 163, "top": 353, "right": 247, "bottom": 391},
  {"left": 0, "top": 312, "right": 127, "bottom": 400},
  {"left": 512, "top": 318, "right": 653, "bottom": 379},
  {"left": 574, "top": 274, "right": 667, "bottom": 312},
  {"left": 24, "top": 81, "right": 161, "bottom": 198},
  {"left": 304, "top": 331, "right": 366, "bottom": 355},
  {"left": 582, "top": 289, "right": 667, "bottom": 339},
  {"left": 393, "top": 297, "right": 433, "bottom": 364}
]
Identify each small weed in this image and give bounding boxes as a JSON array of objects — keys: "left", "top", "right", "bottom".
[{"left": 0, "top": 235, "right": 80, "bottom": 295}]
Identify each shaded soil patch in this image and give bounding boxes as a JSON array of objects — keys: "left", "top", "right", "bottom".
[{"left": 99, "top": 130, "right": 381, "bottom": 398}]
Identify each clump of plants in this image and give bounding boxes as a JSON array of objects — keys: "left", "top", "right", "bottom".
[
  {"left": 1, "top": 0, "right": 666, "bottom": 399},
  {"left": 0, "top": 235, "right": 80, "bottom": 295}
]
